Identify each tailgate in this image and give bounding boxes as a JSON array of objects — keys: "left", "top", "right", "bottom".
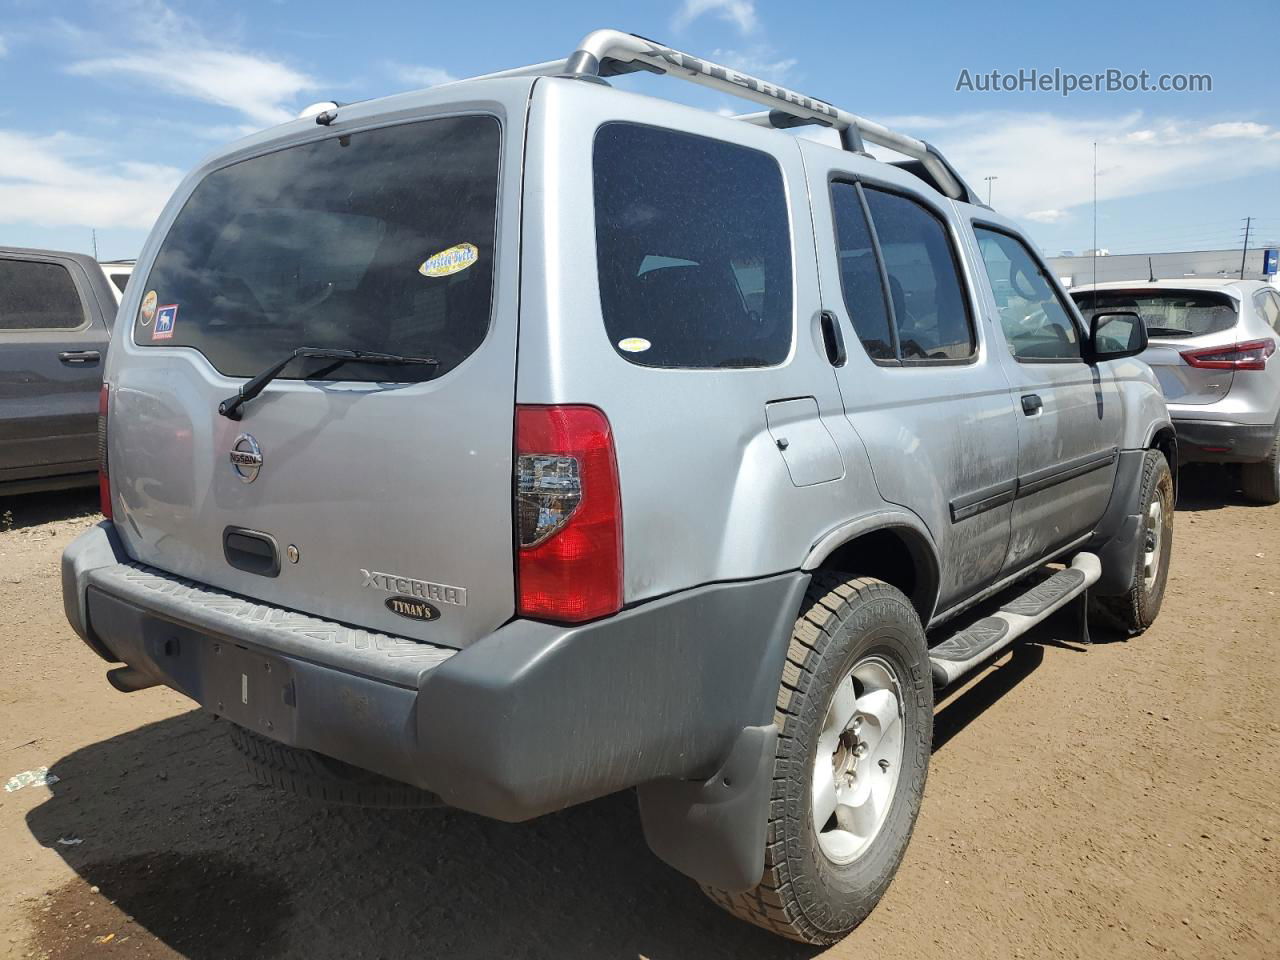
[{"left": 106, "top": 106, "right": 523, "bottom": 649}]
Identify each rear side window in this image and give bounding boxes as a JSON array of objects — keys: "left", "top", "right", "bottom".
[
  {"left": 862, "top": 189, "right": 975, "bottom": 361},
  {"left": 137, "top": 115, "right": 501, "bottom": 382},
  {"left": 830, "top": 183, "right": 894, "bottom": 361},
  {"left": 593, "top": 123, "right": 793, "bottom": 368},
  {"left": 1074, "top": 290, "right": 1237, "bottom": 340},
  {"left": 1254, "top": 292, "right": 1279, "bottom": 332},
  {"left": 110, "top": 273, "right": 130, "bottom": 294},
  {"left": 974, "top": 227, "right": 1081, "bottom": 360},
  {"left": 0, "top": 259, "right": 85, "bottom": 330}
]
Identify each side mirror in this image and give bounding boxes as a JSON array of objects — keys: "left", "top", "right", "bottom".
[{"left": 1087, "top": 311, "right": 1148, "bottom": 362}]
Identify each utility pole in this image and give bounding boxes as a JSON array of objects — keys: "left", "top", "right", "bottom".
[
  {"left": 91, "top": 229, "right": 98, "bottom": 261},
  {"left": 1240, "top": 217, "right": 1252, "bottom": 279},
  {"left": 984, "top": 175, "right": 998, "bottom": 205}
]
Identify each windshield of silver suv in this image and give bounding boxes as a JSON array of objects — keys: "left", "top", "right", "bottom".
[
  {"left": 1073, "top": 290, "right": 1237, "bottom": 339},
  {"left": 133, "top": 114, "right": 501, "bottom": 383}
]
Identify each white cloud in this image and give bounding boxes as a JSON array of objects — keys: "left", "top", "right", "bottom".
[
  {"left": 0, "top": 129, "right": 181, "bottom": 229},
  {"left": 388, "top": 63, "right": 458, "bottom": 89},
  {"left": 710, "top": 47, "right": 796, "bottom": 82},
  {"left": 673, "top": 0, "right": 758, "bottom": 34},
  {"left": 67, "top": 2, "right": 314, "bottom": 128},
  {"left": 1025, "top": 209, "right": 1068, "bottom": 224},
  {"left": 876, "top": 111, "right": 1280, "bottom": 226},
  {"left": 0, "top": 34, "right": 8, "bottom": 58}
]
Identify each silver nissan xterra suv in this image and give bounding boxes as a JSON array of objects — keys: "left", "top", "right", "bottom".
[{"left": 62, "top": 30, "right": 1177, "bottom": 945}]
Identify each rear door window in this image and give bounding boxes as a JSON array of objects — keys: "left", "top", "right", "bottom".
[
  {"left": 136, "top": 115, "right": 501, "bottom": 382},
  {"left": 0, "top": 259, "right": 86, "bottom": 330},
  {"left": 592, "top": 123, "right": 793, "bottom": 368},
  {"left": 862, "top": 188, "right": 975, "bottom": 361},
  {"left": 1074, "top": 290, "right": 1238, "bottom": 340}
]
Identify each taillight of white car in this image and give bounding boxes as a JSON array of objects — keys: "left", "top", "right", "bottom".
[
  {"left": 514, "top": 405, "right": 622, "bottom": 623},
  {"left": 1180, "top": 338, "right": 1276, "bottom": 371}
]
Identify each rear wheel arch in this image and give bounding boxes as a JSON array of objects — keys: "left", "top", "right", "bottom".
[{"left": 805, "top": 521, "right": 940, "bottom": 625}]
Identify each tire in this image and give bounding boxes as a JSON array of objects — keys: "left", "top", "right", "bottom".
[
  {"left": 1240, "top": 431, "right": 1280, "bottom": 505},
  {"left": 1098, "top": 449, "right": 1174, "bottom": 634},
  {"left": 702, "top": 574, "right": 932, "bottom": 945},
  {"left": 228, "top": 722, "right": 441, "bottom": 809}
]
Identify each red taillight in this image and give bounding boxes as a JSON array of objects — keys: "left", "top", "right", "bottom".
[
  {"left": 515, "top": 405, "right": 622, "bottom": 623},
  {"left": 1181, "top": 338, "right": 1276, "bottom": 371},
  {"left": 97, "top": 383, "right": 112, "bottom": 519}
]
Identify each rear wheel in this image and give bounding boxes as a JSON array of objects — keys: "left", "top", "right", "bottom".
[
  {"left": 1099, "top": 449, "right": 1174, "bottom": 634},
  {"left": 702, "top": 574, "right": 932, "bottom": 945},
  {"left": 1240, "top": 431, "right": 1280, "bottom": 505}
]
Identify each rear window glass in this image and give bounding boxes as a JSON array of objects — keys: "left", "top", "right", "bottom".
[
  {"left": 862, "top": 189, "right": 974, "bottom": 361},
  {"left": 592, "top": 123, "right": 793, "bottom": 368},
  {"left": 1072, "top": 291, "right": 1237, "bottom": 339},
  {"left": 136, "top": 115, "right": 501, "bottom": 382},
  {"left": 0, "top": 259, "right": 85, "bottom": 330}
]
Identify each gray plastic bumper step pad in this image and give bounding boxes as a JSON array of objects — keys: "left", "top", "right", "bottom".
[{"left": 929, "top": 554, "right": 1100, "bottom": 687}]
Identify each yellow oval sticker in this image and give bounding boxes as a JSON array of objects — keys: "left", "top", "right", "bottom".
[
  {"left": 139, "top": 290, "right": 158, "bottom": 325},
  {"left": 617, "top": 337, "right": 651, "bottom": 353},
  {"left": 419, "top": 243, "right": 478, "bottom": 278}
]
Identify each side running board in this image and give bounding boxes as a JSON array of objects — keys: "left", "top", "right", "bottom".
[{"left": 929, "top": 552, "right": 1101, "bottom": 687}]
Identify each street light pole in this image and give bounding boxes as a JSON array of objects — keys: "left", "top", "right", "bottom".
[{"left": 984, "top": 175, "right": 998, "bottom": 205}]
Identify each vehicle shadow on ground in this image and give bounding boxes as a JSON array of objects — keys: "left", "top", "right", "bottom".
[
  {"left": 0, "top": 487, "right": 99, "bottom": 531},
  {"left": 1174, "top": 463, "right": 1260, "bottom": 512},
  {"left": 26, "top": 710, "right": 817, "bottom": 960}
]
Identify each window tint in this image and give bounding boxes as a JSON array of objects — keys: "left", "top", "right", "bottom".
[
  {"left": 137, "top": 115, "right": 501, "bottom": 382},
  {"left": 0, "top": 259, "right": 85, "bottom": 330},
  {"left": 1074, "top": 290, "right": 1236, "bottom": 339},
  {"left": 830, "top": 182, "right": 894, "bottom": 361},
  {"left": 593, "top": 123, "right": 792, "bottom": 368},
  {"left": 863, "top": 189, "right": 974, "bottom": 361},
  {"left": 974, "top": 227, "right": 1080, "bottom": 361}
]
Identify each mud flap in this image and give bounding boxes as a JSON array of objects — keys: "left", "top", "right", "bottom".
[{"left": 636, "top": 724, "right": 777, "bottom": 893}]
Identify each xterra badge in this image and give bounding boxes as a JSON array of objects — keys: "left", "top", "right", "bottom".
[{"left": 360, "top": 569, "right": 467, "bottom": 607}]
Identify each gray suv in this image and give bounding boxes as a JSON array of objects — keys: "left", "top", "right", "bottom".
[
  {"left": 1074, "top": 279, "right": 1280, "bottom": 503},
  {"left": 1, "top": 247, "right": 116, "bottom": 496},
  {"left": 62, "top": 30, "right": 1176, "bottom": 945}
]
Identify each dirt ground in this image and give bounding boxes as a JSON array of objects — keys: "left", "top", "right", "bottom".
[{"left": 0, "top": 469, "right": 1276, "bottom": 960}]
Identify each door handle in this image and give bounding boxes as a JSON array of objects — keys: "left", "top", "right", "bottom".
[
  {"left": 58, "top": 350, "right": 100, "bottom": 365},
  {"left": 819, "top": 311, "right": 847, "bottom": 368},
  {"left": 1021, "top": 393, "right": 1043, "bottom": 416}
]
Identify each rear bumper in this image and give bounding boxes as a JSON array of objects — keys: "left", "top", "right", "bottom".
[
  {"left": 63, "top": 522, "right": 806, "bottom": 890},
  {"left": 1172, "top": 417, "right": 1275, "bottom": 464}
]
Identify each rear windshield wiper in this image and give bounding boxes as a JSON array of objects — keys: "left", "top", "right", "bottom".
[
  {"left": 1144, "top": 326, "right": 1193, "bottom": 338},
  {"left": 218, "top": 346, "right": 438, "bottom": 421}
]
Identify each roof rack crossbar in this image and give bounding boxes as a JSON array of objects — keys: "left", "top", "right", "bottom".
[{"left": 464, "top": 29, "right": 967, "bottom": 200}]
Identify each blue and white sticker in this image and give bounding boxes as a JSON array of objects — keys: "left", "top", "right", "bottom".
[{"left": 152, "top": 303, "right": 178, "bottom": 341}]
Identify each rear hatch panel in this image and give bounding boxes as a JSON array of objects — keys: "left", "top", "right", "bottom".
[{"left": 106, "top": 84, "right": 531, "bottom": 649}]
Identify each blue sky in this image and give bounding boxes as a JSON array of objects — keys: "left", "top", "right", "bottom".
[{"left": 1, "top": 0, "right": 1277, "bottom": 261}]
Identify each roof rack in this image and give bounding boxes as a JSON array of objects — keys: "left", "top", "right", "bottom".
[{"left": 468, "top": 29, "right": 974, "bottom": 202}]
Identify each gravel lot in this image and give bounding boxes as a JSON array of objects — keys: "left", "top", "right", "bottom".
[{"left": 1, "top": 469, "right": 1277, "bottom": 960}]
